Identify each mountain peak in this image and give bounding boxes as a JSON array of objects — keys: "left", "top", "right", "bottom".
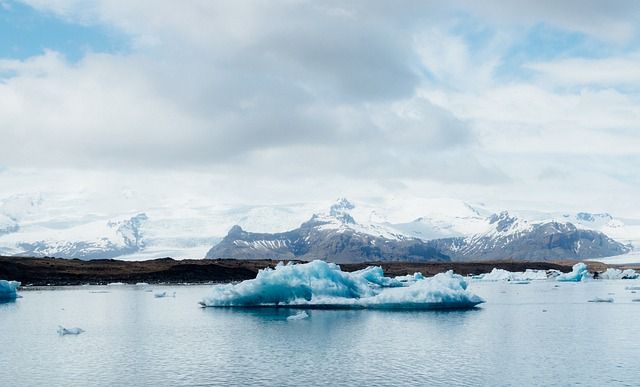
[
  {"left": 324, "top": 198, "right": 356, "bottom": 224},
  {"left": 228, "top": 225, "right": 244, "bottom": 235},
  {"left": 488, "top": 211, "right": 518, "bottom": 232},
  {"left": 330, "top": 198, "right": 355, "bottom": 213}
]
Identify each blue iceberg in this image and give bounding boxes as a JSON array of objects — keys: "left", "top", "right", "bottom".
[
  {"left": 200, "top": 260, "right": 484, "bottom": 310},
  {"left": 0, "top": 280, "right": 20, "bottom": 301},
  {"left": 556, "top": 263, "right": 591, "bottom": 282}
]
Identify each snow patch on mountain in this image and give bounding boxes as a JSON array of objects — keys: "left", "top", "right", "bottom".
[{"left": 15, "top": 213, "right": 149, "bottom": 260}]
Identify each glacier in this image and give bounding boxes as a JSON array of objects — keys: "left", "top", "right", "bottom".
[
  {"left": 0, "top": 280, "right": 20, "bottom": 301},
  {"left": 200, "top": 260, "right": 484, "bottom": 310},
  {"left": 556, "top": 263, "right": 591, "bottom": 282}
]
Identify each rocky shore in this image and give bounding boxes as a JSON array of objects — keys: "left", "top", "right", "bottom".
[{"left": 0, "top": 256, "right": 618, "bottom": 286}]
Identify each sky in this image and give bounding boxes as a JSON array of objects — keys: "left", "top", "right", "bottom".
[{"left": 1, "top": 0, "right": 640, "bottom": 217}]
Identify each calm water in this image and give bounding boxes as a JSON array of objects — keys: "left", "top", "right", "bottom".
[{"left": 2, "top": 281, "right": 640, "bottom": 386}]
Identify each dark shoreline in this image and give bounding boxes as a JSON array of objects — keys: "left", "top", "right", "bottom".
[{"left": 0, "top": 256, "right": 620, "bottom": 286}]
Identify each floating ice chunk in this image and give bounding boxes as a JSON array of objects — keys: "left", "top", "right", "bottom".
[
  {"left": 57, "top": 326, "right": 85, "bottom": 335},
  {"left": 588, "top": 297, "right": 614, "bottom": 303},
  {"left": 200, "top": 260, "right": 484, "bottom": 310},
  {"left": 154, "top": 291, "right": 175, "bottom": 298},
  {"left": 136, "top": 282, "right": 149, "bottom": 286},
  {"left": 473, "top": 268, "right": 548, "bottom": 282},
  {"left": 598, "top": 268, "right": 639, "bottom": 280},
  {"left": 107, "top": 282, "right": 125, "bottom": 286},
  {"left": 0, "top": 280, "right": 20, "bottom": 301},
  {"left": 287, "top": 311, "right": 309, "bottom": 320},
  {"left": 626, "top": 286, "right": 640, "bottom": 291},
  {"left": 556, "top": 263, "right": 591, "bottom": 282}
]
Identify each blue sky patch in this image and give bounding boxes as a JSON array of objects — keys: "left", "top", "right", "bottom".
[{"left": 0, "top": 1, "right": 128, "bottom": 61}]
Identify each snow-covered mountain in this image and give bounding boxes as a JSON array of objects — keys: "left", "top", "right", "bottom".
[
  {"left": 206, "top": 199, "right": 449, "bottom": 263},
  {"left": 207, "top": 202, "right": 631, "bottom": 262},
  {"left": 0, "top": 193, "right": 636, "bottom": 261},
  {"left": 17, "top": 213, "right": 149, "bottom": 260},
  {"left": 425, "top": 211, "right": 630, "bottom": 261}
]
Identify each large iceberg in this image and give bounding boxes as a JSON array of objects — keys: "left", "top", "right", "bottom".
[
  {"left": 556, "top": 263, "right": 591, "bottom": 282},
  {"left": 200, "top": 260, "right": 484, "bottom": 310},
  {"left": 0, "top": 280, "right": 20, "bottom": 301}
]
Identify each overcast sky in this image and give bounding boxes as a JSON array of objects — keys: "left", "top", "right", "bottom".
[{"left": 1, "top": 0, "right": 639, "bottom": 216}]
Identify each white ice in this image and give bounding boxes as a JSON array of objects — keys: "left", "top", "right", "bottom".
[
  {"left": 57, "top": 326, "right": 84, "bottom": 335},
  {"left": 556, "top": 263, "right": 591, "bottom": 282},
  {"left": 598, "top": 268, "right": 639, "bottom": 280},
  {"left": 200, "top": 260, "right": 484, "bottom": 310},
  {"left": 287, "top": 311, "right": 309, "bottom": 320},
  {"left": 473, "top": 268, "right": 549, "bottom": 282},
  {"left": 0, "top": 280, "right": 20, "bottom": 301}
]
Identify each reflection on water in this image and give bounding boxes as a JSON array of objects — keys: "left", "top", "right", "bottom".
[{"left": 1, "top": 281, "right": 640, "bottom": 386}]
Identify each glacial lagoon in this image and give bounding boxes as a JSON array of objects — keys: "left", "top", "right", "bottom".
[{"left": 2, "top": 279, "right": 640, "bottom": 386}]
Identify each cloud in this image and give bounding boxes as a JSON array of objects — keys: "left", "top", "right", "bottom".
[
  {"left": 526, "top": 55, "right": 640, "bottom": 86},
  {"left": 0, "top": 0, "right": 639, "bottom": 214}
]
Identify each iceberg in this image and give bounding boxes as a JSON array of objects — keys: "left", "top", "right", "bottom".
[
  {"left": 0, "top": 280, "right": 20, "bottom": 301},
  {"left": 57, "top": 326, "right": 85, "bottom": 335},
  {"left": 200, "top": 260, "right": 484, "bottom": 310},
  {"left": 473, "top": 268, "right": 549, "bottom": 282},
  {"left": 556, "top": 263, "right": 591, "bottom": 282},
  {"left": 598, "top": 268, "right": 639, "bottom": 280}
]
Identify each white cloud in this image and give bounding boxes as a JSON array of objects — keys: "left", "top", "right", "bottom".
[
  {"left": 526, "top": 56, "right": 640, "bottom": 86},
  {"left": 1, "top": 0, "right": 639, "bottom": 216}
]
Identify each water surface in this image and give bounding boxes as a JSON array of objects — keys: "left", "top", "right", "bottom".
[{"left": 1, "top": 281, "right": 639, "bottom": 386}]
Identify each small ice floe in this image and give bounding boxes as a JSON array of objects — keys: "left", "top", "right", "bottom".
[
  {"left": 588, "top": 297, "right": 614, "bottom": 303},
  {"left": 287, "top": 311, "right": 309, "bottom": 321},
  {"left": 625, "top": 286, "right": 640, "bottom": 291},
  {"left": 57, "top": 326, "right": 85, "bottom": 335},
  {"left": 107, "top": 282, "right": 125, "bottom": 286},
  {"left": 0, "top": 280, "right": 20, "bottom": 301},
  {"left": 136, "top": 282, "right": 149, "bottom": 286},
  {"left": 154, "top": 291, "right": 175, "bottom": 298}
]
